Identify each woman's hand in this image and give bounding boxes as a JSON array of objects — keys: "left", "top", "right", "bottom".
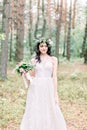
[
  {"left": 19, "top": 68, "right": 26, "bottom": 74},
  {"left": 18, "top": 61, "right": 26, "bottom": 74}
]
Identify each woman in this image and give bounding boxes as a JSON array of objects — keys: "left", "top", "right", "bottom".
[{"left": 20, "top": 39, "right": 67, "bottom": 130}]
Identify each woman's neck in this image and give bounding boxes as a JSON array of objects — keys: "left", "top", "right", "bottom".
[
  {"left": 40, "top": 54, "right": 50, "bottom": 62},
  {"left": 40, "top": 54, "right": 48, "bottom": 57}
]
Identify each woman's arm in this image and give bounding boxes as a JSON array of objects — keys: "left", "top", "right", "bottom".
[
  {"left": 52, "top": 57, "right": 59, "bottom": 105},
  {"left": 22, "top": 73, "right": 30, "bottom": 88},
  {"left": 20, "top": 58, "right": 36, "bottom": 88}
]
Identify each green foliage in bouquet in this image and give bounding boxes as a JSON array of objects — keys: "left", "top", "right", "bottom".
[{"left": 15, "top": 63, "right": 35, "bottom": 74}]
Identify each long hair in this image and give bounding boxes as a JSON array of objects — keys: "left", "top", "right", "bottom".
[{"left": 35, "top": 40, "right": 51, "bottom": 63}]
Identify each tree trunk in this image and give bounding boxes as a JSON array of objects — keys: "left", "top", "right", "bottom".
[
  {"left": 72, "top": 0, "right": 77, "bottom": 29},
  {"left": 15, "top": 0, "right": 25, "bottom": 62},
  {"left": 28, "top": 0, "right": 33, "bottom": 55},
  {"left": 47, "top": 0, "right": 51, "bottom": 38},
  {"left": 84, "top": 48, "right": 87, "bottom": 64},
  {"left": 55, "top": 0, "right": 63, "bottom": 63},
  {"left": 9, "top": 18, "right": 13, "bottom": 61},
  {"left": 83, "top": 3, "right": 87, "bottom": 63},
  {"left": 62, "top": 0, "right": 67, "bottom": 57},
  {"left": 9, "top": 0, "right": 14, "bottom": 61},
  {"left": 34, "top": 0, "right": 40, "bottom": 39},
  {"left": 66, "top": 0, "right": 72, "bottom": 61},
  {"left": 0, "top": 0, "right": 10, "bottom": 79},
  {"left": 42, "top": 0, "right": 46, "bottom": 37},
  {"left": 82, "top": 18, "right": 87, "bottom": 57},
  {"left": 34, "top": 0, "right": 46, "bottom": 39}
]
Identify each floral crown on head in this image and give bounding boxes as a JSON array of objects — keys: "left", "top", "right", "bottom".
[{"left": 37, "top": 38, "right": 53, "bottom": 46}]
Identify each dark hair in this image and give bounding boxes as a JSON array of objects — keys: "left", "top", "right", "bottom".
[{"left": 35, "top": 40, "right": 51, "bottom": 63}]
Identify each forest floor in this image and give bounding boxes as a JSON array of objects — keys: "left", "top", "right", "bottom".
[{"left": 0, "top": 58, "right": 87, "bottom": 130}]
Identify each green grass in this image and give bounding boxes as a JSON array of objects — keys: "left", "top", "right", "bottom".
[
  {"left": 0, "top": 59, "right": 87, "bottom": 129},
  {"left": 0, "top": 74, "right": 27, "bottom": 129},
  {"left": 58, "top": 69, "right": 87, "bottom": 102}
]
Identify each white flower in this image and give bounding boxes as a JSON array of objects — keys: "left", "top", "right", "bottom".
[{"left": 48, "top": 39, "right": 53, "bottom": 45}]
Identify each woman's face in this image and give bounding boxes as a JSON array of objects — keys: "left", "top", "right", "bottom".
[{"left": 39, "top": 42, "right": 48, "bottom": 55}]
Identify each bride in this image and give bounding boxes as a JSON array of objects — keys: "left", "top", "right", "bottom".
[{"left": 20, "top": 39, "right": 67, "bottom": 130}]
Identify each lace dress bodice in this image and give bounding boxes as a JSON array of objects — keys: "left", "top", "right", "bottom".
[{"left": 35, "top": 59, "right": 53, "bottom": 78}]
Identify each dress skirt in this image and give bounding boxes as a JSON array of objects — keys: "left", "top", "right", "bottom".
[{"left": 20, "top": 77, "right": 67, "bottom": 130}]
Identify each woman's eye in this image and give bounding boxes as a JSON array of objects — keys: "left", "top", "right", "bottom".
[
  {"left": 40, "top": 45, "right": 43, "bottom": 47},
  {"left": 39, "top": 44, "right": 47, "bottom": 48}
]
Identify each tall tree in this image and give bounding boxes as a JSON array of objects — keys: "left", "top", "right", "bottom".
[
  {"left": 83, "top": 3, "right": 87, "bottom": 63},
  {"left": 72, "top": 0, "right": 77, "bottom": 29},
  {"left": 9, "top": 0, "right": 14, "bottom": 61},
  {"left": 47, "top": 0, "right": 51, "bottom": 38},
  {"left": 28, "top": 0, "right": 33, "bottom": 55},
  {"left": 82, "top": 19, "right": 87, "bottom": 57},
  {"left": 0, "top": 0, "right": 10, "bottom": 79},
  {"left": 15, "top": 0, "right": 25, "bottom": 62},
  {"left": 34, "top": 0, "right": 46, "bottom": 39},
  {"left": 82, "top": 2, "right": 87, "bottom": 58},
  {"left": 66, "top": 0, "right": 72, "bottom": 60},
  {"left": 55, "top": 0, "right": 63, "bottom": 63},
  {"left": 34, "top": 0, "right": 40, "bottom": 39},
  {"left": 41, "top": 0, "right": 46, "bottom": 37},
  {"left": 62, "top": 0, "right": 67, "bottom": 57}
]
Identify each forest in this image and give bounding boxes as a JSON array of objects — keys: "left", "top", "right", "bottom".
[{"left": 0, "top": 0, "right": 87, "bottom": 130}]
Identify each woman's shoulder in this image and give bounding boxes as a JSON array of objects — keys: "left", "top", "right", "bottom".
[{"left": 51, "top": 56, "right": 58, "bottom": 63}]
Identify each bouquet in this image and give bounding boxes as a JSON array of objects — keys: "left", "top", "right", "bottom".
[
  {"left": 15, "top": 62, "right": 35, "bottom": 74},
  {"left": 14, "top": 62, "right": 35, "bottom": 88}
]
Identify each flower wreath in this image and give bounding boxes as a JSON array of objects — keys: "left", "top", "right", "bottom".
[{"left": 36, "top": 38, "right": 53, "bottom": 46}]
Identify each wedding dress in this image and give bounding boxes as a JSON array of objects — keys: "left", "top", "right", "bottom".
[{"left": 20, "top": 58, "right": 67, "bottom": 130}]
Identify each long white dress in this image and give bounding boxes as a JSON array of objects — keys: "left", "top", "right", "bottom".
[{"left": 20, "top": 58, "right": 67, "bottom": 130}]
